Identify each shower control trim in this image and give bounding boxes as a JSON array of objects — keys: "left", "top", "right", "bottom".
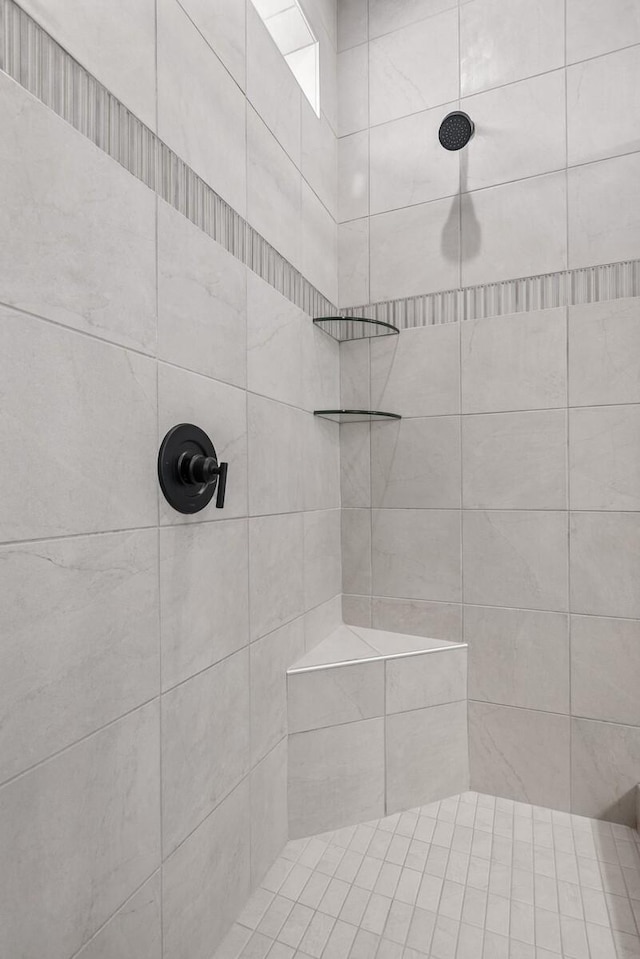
[{"left": 158, "top": 423, "right": 228, "bottom": 513}]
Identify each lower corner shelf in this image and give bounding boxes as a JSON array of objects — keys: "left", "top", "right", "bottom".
[{"left": 313, "top": 409, "right": 401, "bottom": 423}]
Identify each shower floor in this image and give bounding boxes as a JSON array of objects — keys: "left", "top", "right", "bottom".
[{"left": 215, "top": 791, "right": 640, "bottom": 959}]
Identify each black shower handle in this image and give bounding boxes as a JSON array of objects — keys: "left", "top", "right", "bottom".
[
  {"left": 178, "top": 452, "right": 228, "bottom": 508},
  {"left": 215, "top": 461, "right": 228, "bottom": 509}
]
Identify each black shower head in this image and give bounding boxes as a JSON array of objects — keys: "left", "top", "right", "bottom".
[{"left": 438, "top": 111, "right": 475, "bottom": 151}]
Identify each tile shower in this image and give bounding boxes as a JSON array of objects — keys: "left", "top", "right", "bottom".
[{"left": 0, "top": 3, "right": 638, "bottom": 959}]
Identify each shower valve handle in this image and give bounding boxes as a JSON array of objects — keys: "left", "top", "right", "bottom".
[{"left": 178, "top": 452, "right": 228, "bottom": 508}]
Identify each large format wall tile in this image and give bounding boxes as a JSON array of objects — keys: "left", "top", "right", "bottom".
[
  {"left": 570, "top": 512, "right": 640, "bottom": 618},
  {"left": 0, "top": 530, "right": 159, "bottom": 785},
  {"left": 157, "top": 0, "right": 246, "bottom": 214},
  {"left": 566, "top": 0, "right": 640, "bottom": 63},
  {"left": 288, "top": 717, "right": 385, "bottom": 837},
  {"left": 302, "top": 104, "right": 338, "bottom": 220},
  {"left": 342, "top": 508, "right": 372, "bottom": 596},
  {"left": 339, "top": 131, "right": 369, "bottom": 222},
  {"left": 247, "top": 273, "right": 307, "bottom": 409},
  {"left": 571, "top": 718, "right": 640, "bottom": 825},
  {"left": 386, "top": 701, "right": 469, "bottom": 813},
  {"left": 337, "top": 44, "right": 368, "bottom": 136},
  {"left": 75, "top": 873, "right": 161, "bottom": 959},
  {"left": 372, "top": 509, "right": 462, "bottom": 603},
  {"left": 19, "top": 0, "right": 157, "bottom": 128},
  {"left": 301, "top": 181, "right": 339, "bottom": 303},
  {"left": 371, "top": 597, "right": 463, "bottom": 642},
  {"left": 250, "top": 739, "right": 288, "bottom": 888},
  {"left": 370, "top": 324, "right": 460, "bottom": 417},
  {"left": 461, "top": 172, "right": 567, "bottom": 287},
  {"left": 571, "top": 615, "right": 640, "bottom": 726},
  {"left": 462, "top": 410, "right": 567, "bottom": 510},
  {"left": 569, "top": 405, "right": 640, "bottom": 511},
  {"left": 463, "top": 511, "right": 568, "bottom": 611},
  {"left": 568, "top": 152, "right": 640, "bottom": 268},
  {"left": 160, "top": 519, "right": 249, "bottom": 690},
  {"left": 178, "top": 0, "right": 246, "bottom": 87},
  {"left": 162, "top": 780, "right": 251, "bottom": 959},
  {"left": 251, "top": 619, "right": 305, "bottom": 765},
  {"left": 368, "top": 0, "right": 457, "bottom": 39},
  {"left": 248, "top": 394, "right": 306, "bottom": 515},
  {"left": 162, "top": 650, "right": 250, "bottom": 855},
  {"left": 158, "top": 201, "right": 247, "bottom": 387},
  {"left": 461, "top": 308, "right": 567, "bottom": 414},
  {"left": 338, "top": 0, "right": 367, "bottom": 50},
  {"left": 304, "top": 416, "right": 341, "bottom": 510},
  {"left": 469, "top": 702, "right": 571, "bottom": 810},
  {"left": 460, "top": 0, "right": 565, "bottom": 96},
  {"left": 371, "top": 416, "right": 462, "bottom": 509},
  {"left": 386, "top": 648, "right": 467, "bottom": 714},
  {"left": 466, "top": 605, "right": 570, "bottom": 714},
  {"left": 0, "top": 309, "right": 157, "bottom": 542},
  {"left": 567, "top": 46, "right": 640, "bottom": 166},
  {"left": 0, "top": 79, "right": 156, "bottom": 354},
  {"left": 369, "top": 10, "right": 458, "bottom": 126},
  {"left": 340, "top": 424, "right": 371, "bottom": 508},
  {"left": 0, "top": 703, "right": 160, "bottom": 959},
  {"left": 303, "top": 509, "right": 342, "bottom": 610},
  {"left": 339, "top": 218, "right": 370, "bottom": 306},
  {"left": 288, "top": 660, "right": 384, "bottom": 732},
  {"left": 568, "top": 299, "right": 640, "bottom": 407},
  {"left": 249, "top": 513, "right": 305, "bottom": 640},
  {"left": 158, "top": 363, "right": 248, "bottom": 524}
]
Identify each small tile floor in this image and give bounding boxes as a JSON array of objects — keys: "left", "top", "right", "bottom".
[{"left": 215, "top": 792, "right": 640, "bottom": 959}]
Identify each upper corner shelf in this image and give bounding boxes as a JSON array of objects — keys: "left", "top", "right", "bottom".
[
  {"left": 313, "top": 410, "right": 402, "bottom": 423},
  {"left": 313, "top": 315, "right": 399, "bottom": 342}
]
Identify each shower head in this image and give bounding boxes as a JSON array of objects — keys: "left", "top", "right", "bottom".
[{"left": 438, "top": 111, "right": 475, "bottom": 151}]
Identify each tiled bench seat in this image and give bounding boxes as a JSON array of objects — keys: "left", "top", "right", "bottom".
[{"left": 286, "top": 625, "right": 469, "bottom": 838}]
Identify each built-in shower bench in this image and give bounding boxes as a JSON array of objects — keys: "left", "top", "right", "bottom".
[{"left": 286, "top": 625, "right": 469, "bottom": 838}]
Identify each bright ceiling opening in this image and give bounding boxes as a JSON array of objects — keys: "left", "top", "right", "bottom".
[{"left": 251, "top": 0, "right": 320, "bottom": 117}]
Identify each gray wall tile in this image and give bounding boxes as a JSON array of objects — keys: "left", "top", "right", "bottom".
[
  {"left": 74, "top": 873, "right": 162, "bottom": 959},
  {"left": 386, "top": 647, "right": 467, "bottom": 714},
  {"left": 372, "top": 416, "right": 462, "bottom": 509},
  {"left": 571, "top": 615, "right": 640, "bottom": 726},
  {"left": 288, "top": 660, "right": 384, "bottom": 732},
  {"left": 570, "top": 511, "right": 640, "bottom": 617},
  {"left": 249, "top": 513, "right": 305, "bottom": 641},
  {"left": 251, "top": 619, "right": 306, "bottom": 765},
  {"left": 569, "top": 299, "right": 640, "bottom": 407},
  {"left": 571, "top": 718, "right": 640, "bottom": 825},
  {"left": 569, "top": 405, "right": 640, "bottom": 511}
]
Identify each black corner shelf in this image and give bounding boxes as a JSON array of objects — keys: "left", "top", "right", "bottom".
[
  {"left": 313, "top": 315, "right": 399, "bottom": 342},
  {"left": 313, "top": 409, "right": 402, "bottom": 423}
]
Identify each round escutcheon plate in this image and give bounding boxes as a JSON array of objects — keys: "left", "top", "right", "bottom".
[{"left": 158, "top": 423, "right": 219, "bottom": 514}]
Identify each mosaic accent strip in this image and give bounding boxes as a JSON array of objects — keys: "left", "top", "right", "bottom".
[{"left": 1, "top": 0, "right": 639, "bottom": 337}]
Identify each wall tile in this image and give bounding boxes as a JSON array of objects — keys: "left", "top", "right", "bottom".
[
  {"left": 0, "top": 703, "right": 160, "bottom": 959},
  {"left": 461, "top": 172, "right": 567, "bottom": 287},
  {"left": 247, "top": 2, "right": 302, "bottom": 165},
  {"left": 341, "top": 424, "right": 371, "bottom": 508},
  {"left": 158, "top": 363, "right": 248, "bottom": 524},
  {"left": 568, "top": 299, "right": 640, "bottom": 407},
  {"left": 460, "top": 0, "right": 565, "bottom": 96},
  {"left": 0, "top": 309, "right": 157, "bottom": 542},
  {"left": 370, "top": 195, "right": 460, "bottom": 301},
  {"left": 572, "top": 615, "right": 640, "bottom": 726},
  {"left": 568, "top": 152, "right": 640, "bottom": 268},
  {"left": 371, "top": 416, "right": 462, "bottom": 509},
  {"left": 463, "top": 511, "right": 569, "bottom": 611},
  {"left": 469, "top": 702, "right": 571, "bottom": 810},
  {"left": 247, "top": 106, "right": 301, "bottom": 269},
  {"left": 157, "top": 0, "right": 246, "bottom": 214},
  {"left": 178, "top": 0, "right": 246, "bottom": 86},
  {"left": 303, "top": 594, "right": 343, "bottom": 652},
  {"left": 370, "top": 323, "right": 461, "bottom": 416},
  {"left": 461, "top": 308, "right": 567, "bottom": 414},
  {"left": 338, "top": 44, "right": 369, "bottom": 136},
  {"left": 567, "top": 0, "right": 640, "bottom": 65},
  {"left": 303, "top": 508, "right": 342, "bottom": 609},
  {"left": 338, "top": 0, "right": 367, "bottom": 51},
  {"left": 569, "top": 405, "right": 640, "bottom": 511},
  {"left": 160, "top": 519, "right": 249, "bottom": 690},
  {"left": 465, "top": 605, "right": 570, "bottom": 713},
  {"left": 462, "top": 71, "right": 566, "bottom": 192},
  {"left": 372, "top": 508, "right": 462, "bottom": 603},
  {"left": 339, "top": 131, "right": 369, "bottom": 222},
  {"left": 0, "top": 530, "right": 158, "bottom": 785},
  {"left": 18, "top": 0, "right": 157, "bottom": 127},
  {"left": 158, "top": 201, "right": 247, "bottom": 387},
  {"left": 368, "top": 0, "right": 458, "bottom": 39},
  {"left": 75, "top": 873, "right": 161, "bottom": 959},
  {"left": 247, "top": 272, "right": 307, "bottom": 408},
  {"left": 386, "top": 701, "right": 469, "bottom": 813},
  {"left": 302, "top": 105, "right": 338, "bottom": 219},
  {"left": 162, "top": 650, "right": 250, "bottom": 855},
  {"left": 250, "top": 739, "right": 289, "bottom": 888},
  {"left": 301, "top": 181, "right": 339, "bottom": 303},
  {"left": 369, "top": 10, "right": 459, "bottom": 126},
  {"left": 339, "top": 218, "right": 370, "bottom": 306},
  {"left": 571, "top": 718, "right": 640, "bottom": 825},
  {"left": 342, "top": 508, "right": 372, "bottom": 596},
  {"left": 369, "top": 104, "right": 460, "bottom": 214},
  {"left": 304, "top": 415, "right": 341, "bottom": 510},
  {"left": 570, "top": 511, "right": 640, "bottom": 618},
  {"left": 288, "top": 660, "right": 385, "bottom": 732},
  {"left": 343, "top": 594, "right": 372, "bottom": 627},
  {"left": 371, "top": 597, "right": 463, "bottom": 642},
  {"left": 568, "top": 46, "right": 640, "bottom": 166},
  {"left": 249, "top": 513, "right": 305, "bottom": 640},
  {"left": 162, "top": 780, "right": 251, "bottom": 959},
  {"left": 386, "top": 647, "right": 467, "bottom": 714},
  {"left": 248, "top": 394, "right": 306, "bottom": 515},
  {"left": 462, "top": 410, "right": 567, "bottom": 510},
  {"left": 0, "top": 79, "right": 156, "bottom": 354},
  {"left": 341, "top": 338, "right": 371, "bottom": 409},
  {"left": 288, "top": 718, "right": 385, "bottom": 837},
  {"left": 251, "top": 619, "right": 305, "bottom": 765},
  {"left": 301, "top": 319, "right": 341, "bottom": 414}
]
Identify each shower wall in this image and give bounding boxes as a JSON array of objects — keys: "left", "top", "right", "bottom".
[
  {"left": 338, "top": 0, "right": 640, "bottom": 825},
  {"left": 0, "top": 2, "right": 341, "bottom": 958}
]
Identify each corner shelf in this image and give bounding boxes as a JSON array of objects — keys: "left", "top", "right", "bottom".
[
  {"left": 313, "top": 316, "right": 399, "bottom": 342},
  {"left": 313, "top": 410, "right": 401, "bottom": 423}
]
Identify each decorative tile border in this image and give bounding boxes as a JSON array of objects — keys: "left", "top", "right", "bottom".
[{"left": 1, "top": 0, "right": 639, "bottom": 337}]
